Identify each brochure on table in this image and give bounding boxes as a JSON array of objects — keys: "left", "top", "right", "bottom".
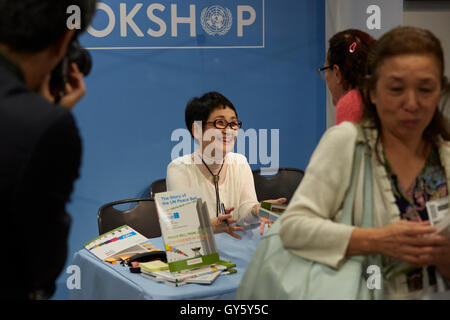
[
  {"left": 84, "top": 225, "right": 155, "bottom": 261},
  {"left": 155, "top": 188, "right": 219, "bottom": 273},
  {"left": 139, "top": 259, "right": 237, "bottom": 286},
  {"left": 141, "top": 264, "right": 228, "bottom": 286}
]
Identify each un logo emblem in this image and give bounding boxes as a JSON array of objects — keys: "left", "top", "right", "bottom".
[{"left": 201, "top": 5, "right": 232, "bottom": 36}]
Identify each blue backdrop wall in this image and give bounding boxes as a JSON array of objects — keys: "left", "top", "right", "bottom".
[{"left": 54, "top": 0, "right": 325, "bottom": 299}]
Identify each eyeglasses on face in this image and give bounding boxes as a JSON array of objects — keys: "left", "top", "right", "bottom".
[
  {"left": 317, "top": 65, "right": 333, "bottom": 79},
  {"left": 206, "top": 119, "right": 243, "bottom": 130}
]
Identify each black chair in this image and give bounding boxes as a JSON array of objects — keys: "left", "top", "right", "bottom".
[
  {"left": 252, "top": 168, "right": 305, "bottom": 203},
  {"left": 149, "top": 178, "right": 167, "bottom": 198},
  {"left": 97, "top": 198, "right": 161, "bottom": 238}
]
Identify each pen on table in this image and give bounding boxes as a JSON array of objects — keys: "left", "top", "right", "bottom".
[{"left": 221, "top": 203, "right": 229, "bottom": 226}]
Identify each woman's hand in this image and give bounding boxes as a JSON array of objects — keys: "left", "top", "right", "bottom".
[
  {"left": 210, "top": 207, "right": 244, "bottom": 240},
  {"left": 256, "top": 198, "right": 287, "bottom": 235},
  {"left": 422, "top": 233, "right": 450, "bottom": 279},
  {"left": 263, "top": 198, "right": 287, "bottom": 205},
  {"left": 372, "top": 220, "right": 438, "bottom": 266}
]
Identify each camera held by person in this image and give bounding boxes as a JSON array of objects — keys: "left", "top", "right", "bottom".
[{"left": 49, "top": 36, "right": 92, "bottom": 107}]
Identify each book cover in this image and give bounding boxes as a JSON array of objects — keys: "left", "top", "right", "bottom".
[
  {"left": 141, "top": 272, "right": 188, "bottom": 287},
  {"left": 142, "top": 264, "right": 227, "bottom": 283},
  {"left": 185, "top": 270, "right": 223, "bottom": 284},
  {"left": 84, "top": 225, "right": 154, "bottom": 261},
  {"left": 155, "top": 188, "right": 219, "bottom": 272}
]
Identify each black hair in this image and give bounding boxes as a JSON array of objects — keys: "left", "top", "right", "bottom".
[
  {"left": 185, "top": 91, "right": 237, "bottom": 138},
  {"left": 328, "top": 29, "right": 376, "bottom": 90},
  {"left": 0, "top": 0, "right": 97, "bottom": 52}
]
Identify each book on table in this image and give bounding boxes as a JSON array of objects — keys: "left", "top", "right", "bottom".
[
  {"left": 139, "top": 260, "right": 169, "bottom": 273},
  {"left": 149, "top": 187, "right": 238, "bottom": 286},
  {"left": 83, "top": 189, "right": 237, "bottom": 286},
  {"left": 140, "top": 264, "right": 228, "bottom": 285},
  {"left": 154, "top": 187, "right": 220, "bottom": 273},
  {"left": 139, "top": 259, "right": 237, "bottom": 286},
  {"left": 84, "top": 225, "right": 161, "bottom": 263}
]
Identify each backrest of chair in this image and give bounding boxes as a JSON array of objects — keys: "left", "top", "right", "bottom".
[
  {"left": 97, "top": 198, "right": 161, "bottom": 238},
  {"left": 252, "top": 168, "right": 305, "bottom": 203},
  {"left": 149, "top": 178, "right": 167, "bottom": 198}
]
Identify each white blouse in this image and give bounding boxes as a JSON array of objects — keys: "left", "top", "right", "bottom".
[{"left": 166, "top": 152, "right": 259, "bottom": 224}]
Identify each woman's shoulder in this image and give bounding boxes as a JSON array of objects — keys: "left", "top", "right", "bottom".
[
  {"left": 326, "top": 121, "right": 380, "bottom": 151},
  {"left": 225, "top": 152, "right": 250, "bottom": 165},
  {"left": 338, "top": 89, "right": 362, "bottom": 104},
  {"left": 437, "top": 138, "right": 450, "bottom": 161},
  {"left": 306, "top": 122, "right": 361, "bottom": 166},
  {"left": 438, "top": 136, "right": 450, "bottom": 148},
  {"left": 336, "top": 89, "right": 363, "bottom": 124},
  {"left": 321, "top": 121, "right": 359, "bottom": 143},
  {"left": 168, "top": 153, "right": 195, "bottom": 168}
]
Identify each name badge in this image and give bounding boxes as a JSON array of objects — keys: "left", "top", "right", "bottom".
[
  {"left": 426, "top": 197, "right": 450, "bottom": 235},
  {"left": 426, "top": 197, "right": 449, "bottom": 225}
]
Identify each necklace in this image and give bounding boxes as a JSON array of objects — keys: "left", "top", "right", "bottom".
[{"left": 201, "top": 156, "right": 225, "bottom": 217}]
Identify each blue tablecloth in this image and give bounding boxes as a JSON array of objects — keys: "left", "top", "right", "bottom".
[{"left": 70, "top": 224, "right": 264, "bottom": 300}]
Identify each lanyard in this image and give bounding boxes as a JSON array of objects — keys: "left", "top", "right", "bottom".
[{"left": 201, "top": 157, "right": 225, "bottom": 217}]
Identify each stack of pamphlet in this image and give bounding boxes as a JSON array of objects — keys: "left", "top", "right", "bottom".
[
  {"left": 84, "top": 225, "right": 161, "bottom": 263},
  {"left": 140, "top": 260, "right": 237, "bottom": 286},
  {"left": 258, "top": 201, "right": 287, "bottom": 221},
  {"left": 140, "top": 264, "right": 228, "bottom": 286}
]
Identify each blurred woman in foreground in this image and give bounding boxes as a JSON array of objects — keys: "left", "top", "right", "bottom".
[{"left": 281, "top": 26, "right": 450, "bottom": 299}]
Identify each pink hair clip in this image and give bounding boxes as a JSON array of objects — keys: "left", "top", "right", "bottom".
[{"left": 349, "top": 42, "right": 357, "bottom": 53}]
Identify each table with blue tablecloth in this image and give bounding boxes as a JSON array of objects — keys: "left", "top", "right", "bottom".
[{"left": 70, "top": 224, "right": 263, "bottom": 300}]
